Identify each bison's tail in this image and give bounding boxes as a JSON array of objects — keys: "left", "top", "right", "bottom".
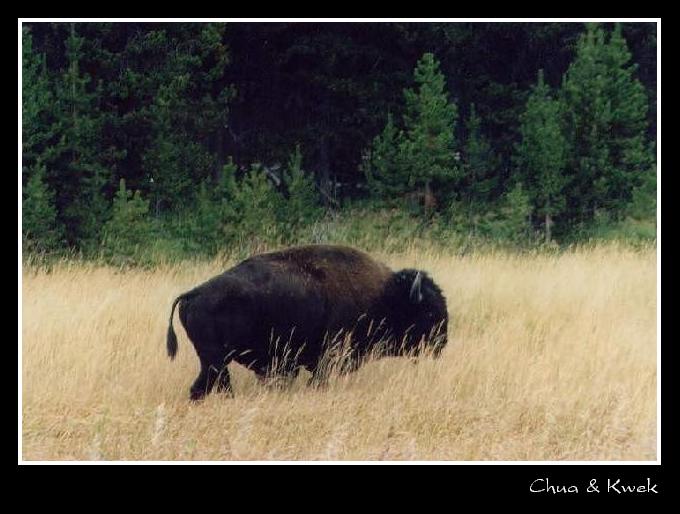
[{"left": 167, "top": 293, "right": 194, "bottom": 360}]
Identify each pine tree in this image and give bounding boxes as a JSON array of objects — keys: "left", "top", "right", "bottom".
[
  {"left": 363, "top": 112, "right": 405, "bottom": 200},
  {"left": 516, "top": 70, "right": 568, "bottom": 243},
  {"left": 22, "top": 27, "right": 54, "bottom": 173},
  {"left": 463, "top": 103, "right": 497, "bottom": 228},
  {"left": 101, "top": 179, "right": 152, "bottom": 264},
  {"left": 138, "top": 24, "right": 234, "bottom": 211},
  {"left": 190, "top": 181, "right": 223, "bottom": 254},
  {"left": 560, "top": 23, "right": 650, "bottom": 223},
  {"left": 627, "top": 144, "right": 656, "bottom": 221},
  {"left": 215, "top": 158, "right": 239, "bottom": 216},
  {"left": 48, "top": 23, "right": 110, "bottom": 248},
  {"left": 400, "top": 53, "right": 461, "bottom": 207},
  {"left": 604, "top": 24, "right": 652, "bottom": 211},
  {"left": 233, "top": 164, "right": 282, "bottom": 244},
  {"left": 362, "top": 53, "right": 461, "bottom": 212},
  {"left": 282, "top": 145, "right": 322, "bottom": 238},
  {"left": 201, "top": 157, "right": 242, "bottom": 246},
  {"left": 22, "top": 163, "right": 63, "bottom": 253},
  {"left": 498, "top": 182, "right": 533, "bottom": 244},
  {"left": 142, "top": 125, "right": 198, "bottom": 211}
]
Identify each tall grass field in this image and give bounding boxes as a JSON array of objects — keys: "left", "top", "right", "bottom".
[{"left": 21, "top": 244, "right": 657, "bottom": 461}]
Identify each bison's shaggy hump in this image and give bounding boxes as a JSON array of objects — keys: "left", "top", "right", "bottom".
[
  {"left": 167, "top": 244, "right": 448, "bottom": 400},
  {"left": 243, "top": 245, "right": 393, "bottom": 306}
]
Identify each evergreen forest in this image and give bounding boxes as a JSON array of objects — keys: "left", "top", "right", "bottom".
[{"left": 21, "top": 21, "right": 658, "bottom": 264}]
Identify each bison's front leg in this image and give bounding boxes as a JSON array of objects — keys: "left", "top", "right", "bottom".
[
  {"left": 307, "top": 367, "right": 329, "bottom": 389},
  {"left": 308, "top": 356, "right": 360, "bottom": 389},
  {"left": 255, "top": 366, "right": 300, "bottom": 390}
]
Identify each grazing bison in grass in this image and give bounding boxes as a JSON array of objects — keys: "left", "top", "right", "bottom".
[{"left": 166, "top": 245, "right": 448, "bottom": 400}]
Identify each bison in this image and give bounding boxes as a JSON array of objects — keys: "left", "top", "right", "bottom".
[{"left": 166, "top": 244, "right": 448, "bottom": 400}]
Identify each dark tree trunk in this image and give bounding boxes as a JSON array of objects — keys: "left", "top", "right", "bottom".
[
  {"left": 318, "top": 137, "right": 330, "bottom": 206},
  {"left": 423, "top": 180, "right": 436, "bottom": 216},
  {"left": 214, "top": 125, "right": 225, "bottom": 183}
]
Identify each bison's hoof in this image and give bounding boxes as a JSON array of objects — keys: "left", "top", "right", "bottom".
[{"left": 189, "top": 391, "right": 206, "bottom": 402}]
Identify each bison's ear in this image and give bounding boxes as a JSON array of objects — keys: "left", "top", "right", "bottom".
[{"left": 409, "top": 271, "right": 423, "bottom": 304}]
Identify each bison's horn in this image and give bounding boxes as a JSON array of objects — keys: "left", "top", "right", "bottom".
[{"left": 410, "top": 271, "right": 423, "bottom": 303}]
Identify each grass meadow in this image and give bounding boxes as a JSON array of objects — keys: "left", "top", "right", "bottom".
[{"left": 21, "top": 243, "right": 657, "bottom": 461}]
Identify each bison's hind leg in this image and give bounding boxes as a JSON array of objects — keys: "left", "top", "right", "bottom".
[
  {"left": 215, "top": 366, "right": 234, "bottom": 396},
  {"left": 190, "top": 350, "right": 233, "bottom": 401}
]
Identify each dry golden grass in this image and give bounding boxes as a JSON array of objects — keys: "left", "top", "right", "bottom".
[{"left": 21, "top": 244, "right": 657, "bottom": 461}]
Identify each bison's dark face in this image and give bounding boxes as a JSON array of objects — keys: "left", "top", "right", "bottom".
[{"left": 385, "top": 269, "right": 448, "bottom": 357}]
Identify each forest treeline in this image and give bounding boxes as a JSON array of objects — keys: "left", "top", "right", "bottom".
[{"left": 21, "top": 21, "right": 657, "bottom": 263}]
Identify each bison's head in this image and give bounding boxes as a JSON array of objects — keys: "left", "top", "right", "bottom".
[{"left": 384, "top": 269, "right": 448, "bottom": 357}]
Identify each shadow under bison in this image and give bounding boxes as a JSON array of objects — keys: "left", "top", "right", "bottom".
[{"left": 167, "top": 244, "right": 448, "bottom": 400}]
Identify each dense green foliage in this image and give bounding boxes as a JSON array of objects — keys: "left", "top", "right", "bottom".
[
  {"left": 363, "top": 112, "right": 403, "bottom": 200},
  {"left": 281, "top": 145, "right": 324, "bottom": 239},
  {"left": 364, "top": 53, "right": 461, "bottom": 212},
  {"left": 462, "top": 103, "right": 497, "bottom": 213},
  {"left": 560, "top": 24, "right": 652, "bottom": 223},
  {"left": 22, "top": 163, "right": 63, "bottom": 253},
  {"left": 21, "top": 22, "right": 657, "bottom": 264},
  {"left": 101, "top": 179, "right": 153, "bottom": 265},
  {"left": 400, "top": 53, "right": 461, "bottom": 203},
  {"left": 515, "top": 70, "right": 568, "bottom": 242}
]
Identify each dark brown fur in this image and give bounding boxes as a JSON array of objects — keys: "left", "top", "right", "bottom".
[{"left": 167, "top": 245, "right": 448, "bottom": 400}]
